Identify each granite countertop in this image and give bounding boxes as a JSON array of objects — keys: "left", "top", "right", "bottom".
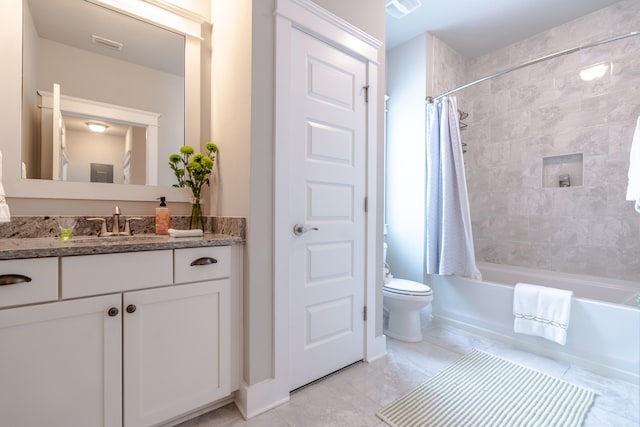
[{"left": 0, "top": 233, "right": 243, "bottom": 260}]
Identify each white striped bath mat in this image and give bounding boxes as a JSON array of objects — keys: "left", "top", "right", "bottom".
[{"left": 376, "top": 350, "right": 595, "bottom": 427}]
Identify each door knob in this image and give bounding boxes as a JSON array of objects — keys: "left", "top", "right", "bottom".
[{"left": 293, "top": 224, "right": 319, "bottom": 236}]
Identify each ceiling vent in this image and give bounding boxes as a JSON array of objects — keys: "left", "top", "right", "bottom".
[
  {"left": 386, "top": 0, "right": 422, "bottom": 19},
  {"left": 91, "top": 35, "right": 123, "bottom": 51}
]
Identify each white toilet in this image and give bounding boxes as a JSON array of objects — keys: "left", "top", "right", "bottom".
[
  {"left": 383, "top": 278, "right": 433, "bottom": 342},
  {"left": 382, "top": 243, "right": 433, "bottom": 342}
]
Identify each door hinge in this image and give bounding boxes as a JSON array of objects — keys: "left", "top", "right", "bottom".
[
  {"left": 364, "top": 196, "right": 368, "bottom": 212},
  {"left": 363, "top": 305, "right": 367, "bottom": 322},
  {"left": 363, "top": 85, "right": 369, "bottom": 103}
]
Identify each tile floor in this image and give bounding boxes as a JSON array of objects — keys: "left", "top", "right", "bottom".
[{"left": 176, "top": 320, "right": 640, "bottom": 427}]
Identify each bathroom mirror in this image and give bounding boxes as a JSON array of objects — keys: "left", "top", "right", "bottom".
[
  {"left": 23, "top": 0, "right": 184, "bottom": 186},
  {"left": 0, "top": 0, "right": 206, "bottom": 202}
]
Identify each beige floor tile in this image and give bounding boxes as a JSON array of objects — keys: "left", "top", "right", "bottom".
[{"left": 177, "top": 319, "right": 638, "bottom": 426}]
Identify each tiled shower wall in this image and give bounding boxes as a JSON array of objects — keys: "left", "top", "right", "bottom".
[{"left": 457, "top": 0, "right": 640, "bottom": 281}]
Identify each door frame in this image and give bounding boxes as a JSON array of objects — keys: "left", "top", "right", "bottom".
[{"left": 239, "top": 0, "right": 385, "bottom": 418}]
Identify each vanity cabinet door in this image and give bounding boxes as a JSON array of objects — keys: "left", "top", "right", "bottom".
[
  {"left": 123, "top": 280, "right": 230, "bottom": 427},
  {"left": 0, "top": 294, "right": 122, "bottom": 427}
]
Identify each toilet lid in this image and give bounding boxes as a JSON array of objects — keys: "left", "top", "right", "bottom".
[{"left": 384, "top": 278, "right": 432, "bottom": 296}]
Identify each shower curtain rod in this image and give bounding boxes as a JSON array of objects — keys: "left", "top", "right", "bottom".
[{"left": 425, "top": 30, "right": 640, "bottom": 103}]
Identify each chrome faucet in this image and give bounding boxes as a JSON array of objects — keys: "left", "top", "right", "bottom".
[
  {"left": 112, "top": 206, "right": 122, "bottom": 235},
  {"left": 88, "top": 206, "right": 142, "bottom": 237}
]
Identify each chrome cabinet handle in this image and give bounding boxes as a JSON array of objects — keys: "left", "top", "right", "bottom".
[
  {"left": 293, "top": 224, "right": 319, "bottom": 236},
  {"left": 190, "top": 257, "right": 218, "bottom": 266},
  {"left": 0, "top": 274, "right": 32, "bottom": 286}
]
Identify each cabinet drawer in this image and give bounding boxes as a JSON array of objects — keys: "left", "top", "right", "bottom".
[
  {"left": 0, "top": 258, "right": 58, "bottom": 308},
  {"left": 174, "top": 246, "right": 230, "bottom": 283},
  {"left": 62, "top": 250, "right": 173, "bottom": 298}
]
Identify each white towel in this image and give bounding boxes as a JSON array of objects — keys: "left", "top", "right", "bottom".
[
  {"left": 513, "top": 282, "right": 573, "bottom": 345},
  {"left": 0, "top": 152, "right": 11, "bottom": 223},
  {"left": 168, "top": 228, "right": 203, "bottom": 238},
  {"left": 626, "top": 116, "right": 640, "bottom": 213}
]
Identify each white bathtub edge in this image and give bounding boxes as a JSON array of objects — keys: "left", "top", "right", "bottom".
[
  {"left": 429, "top": 270, "right": 640, "bottom": 385},
  {"left": 433, "top": 314, "right": 640, "bottom": 385}
]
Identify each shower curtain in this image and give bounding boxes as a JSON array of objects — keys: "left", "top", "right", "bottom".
[{"left": 425, "top": 96, "right": 481, "bottom": 280}]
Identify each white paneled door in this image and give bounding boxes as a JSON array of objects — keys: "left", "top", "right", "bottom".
[{"left": 289, "top": 28, "right": 367, "bottom": 390}]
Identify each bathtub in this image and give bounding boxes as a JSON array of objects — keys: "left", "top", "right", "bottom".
[{"left": 428, "top": 262, "right": 640, "bottom": 384}]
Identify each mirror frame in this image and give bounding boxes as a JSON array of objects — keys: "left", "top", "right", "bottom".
[{"left": 1, "top": 0, "right": 207, "bottom": 202}]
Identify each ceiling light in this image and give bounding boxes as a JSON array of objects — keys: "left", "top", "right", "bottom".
[
  {"left": 386, "top": 0, "right": 422, "bottom": 19},
  {"left": 86, "top": 122, "right": 108, "bottom": 133},
  {"left": 91, "top": 35, "right": 123, "bottom": 51},
  {"left": 579, "top": 63, "right": 609, "bottom": 81}
]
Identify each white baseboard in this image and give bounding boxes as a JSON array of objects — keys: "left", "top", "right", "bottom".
[
  {"left": 163, "top": 396, "right": 235, "bottom": 426},
  {"left": 235, "top": 379, "right": 290, "bottom": 419},
  {"left": 366, "top": 334, "right": 387, "bottom": 362}
]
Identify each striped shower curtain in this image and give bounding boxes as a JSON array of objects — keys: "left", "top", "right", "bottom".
[{"left": 425, "top": 96, "right": 481, "bottom": 280}]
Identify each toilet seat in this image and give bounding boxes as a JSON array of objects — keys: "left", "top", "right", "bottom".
[{"left": 384, "top": 278, "right": 432, "bottom": 297}]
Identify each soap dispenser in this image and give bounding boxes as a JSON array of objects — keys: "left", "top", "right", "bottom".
[{"left": 155, "top": 197, "right": 170, "bottom": 234}]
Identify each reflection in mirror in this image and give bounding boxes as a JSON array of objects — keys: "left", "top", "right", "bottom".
[
  {"left": 38, "top": 85, "right": 159, "bottom": 185},
  {"left": 52, "top": 113, "right": 148, "bottom": 185},
  {"left": 69, "top": 117, "right": 147, "bottom": 185},
  {"left": 22, "top": 0, "right": 185, "bottom": 186}
]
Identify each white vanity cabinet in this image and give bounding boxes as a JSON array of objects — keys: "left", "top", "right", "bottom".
[
  {"left": 0, "top": 293, "right": 123, "bottom": 427},
  {"left": 61, "top": 250, "right": 174, "bottom": 298},
  {"left": 123, "top": 249, "right": 231, "bottom": 427},
  {"left": 0, "top": 245, "right": 238, "bottom": 427}
]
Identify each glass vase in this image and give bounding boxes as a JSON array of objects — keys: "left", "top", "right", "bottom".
[{"left": 190, "top": 198, "right": 204, "bottom": 231}]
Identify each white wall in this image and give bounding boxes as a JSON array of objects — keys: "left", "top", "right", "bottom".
[
  {"left": 312, "top": 0, "right": 385, "bottom": 40},
  {"left": 22, "top": 1, "right": 39, "bottom": 179},
  {"left": 131, "top": 127, "right": 147, "bottom": 186},
  {"left": 210, "top": 2, "right": 252, "bottom": 217},
  {"left": 167, "top": 0, "right": 210, "bottom": 19},
  {"left": 66, "top": 131, "right": 126, "bottom": 184},
  {"left": 386, "top": 34, "right": 427, "bottom": 282},
  {"left": 246, "top": 0, "right": 276, "bottom": 384},
  {"left": 210, "top": 0, "right": 257, "bottom": 382}
]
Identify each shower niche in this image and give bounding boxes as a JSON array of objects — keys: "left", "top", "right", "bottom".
[{"left": 542, "top": 153, "right": 583, "bottom": 188}]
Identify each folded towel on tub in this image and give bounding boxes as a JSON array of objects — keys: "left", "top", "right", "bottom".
[{"left": 513, "top": 282, "right": 573, "bottom": 345}]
